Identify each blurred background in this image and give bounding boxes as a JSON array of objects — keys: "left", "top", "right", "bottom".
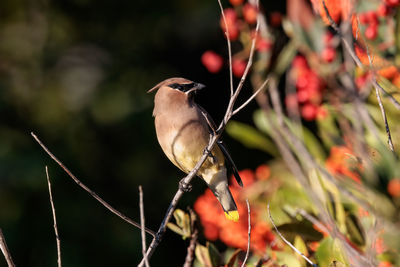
[{"left": 0, "top": 0, "right": 284, "bottom": 266}]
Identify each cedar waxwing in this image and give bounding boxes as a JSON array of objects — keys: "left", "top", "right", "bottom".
[{"left": 148, "top": 77, "right": 243, "bottom": 222}]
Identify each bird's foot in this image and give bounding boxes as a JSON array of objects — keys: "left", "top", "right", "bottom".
[
  {"left": 203, "top": 147, "right": 211, "bottom": 155},
  {"left": 204, "top": 147, "right": 216, "bottom": 163},
  {"left": 179, "top": 179, "right": 192, "bottom": 192}
]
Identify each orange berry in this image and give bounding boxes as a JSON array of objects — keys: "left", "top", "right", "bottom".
[
  {"left": 243, "top": 3, "right": 258, "bottom": 24},
  {"left": 379, "top": 261, "right": 392, "bottom": 267},
  {"left": 255, "top": 165, "right": 271, "bottom": 180},
  {"left": 388, "top": 178, "right": 400, "bottom": 197},
  {"left": 229, "top": 0, "right": 244, "bottom": 6}
]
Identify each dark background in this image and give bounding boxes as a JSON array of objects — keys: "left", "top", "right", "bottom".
[{"left": 0, "top": 0, "right": 284, "bottom": 266}]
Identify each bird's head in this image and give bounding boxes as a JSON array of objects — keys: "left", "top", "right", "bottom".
[{"left": 148, "top": 77, "right": 205, "bottom": 95}]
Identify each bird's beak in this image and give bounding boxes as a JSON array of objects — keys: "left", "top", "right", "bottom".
[{"left": 185, "top": 83, "right": 206, "bottom": 95}]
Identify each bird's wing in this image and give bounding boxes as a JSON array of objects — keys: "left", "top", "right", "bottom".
[
  {"left": 197, "top": 105, "right": 243, "bottom": 187},
  {"left": 217, "top": 141, "right": 243, "bottom": 187}
]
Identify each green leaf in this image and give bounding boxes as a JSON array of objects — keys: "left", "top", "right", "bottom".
[
  {"left": 207, "top": 242, "right": 220, "bottom": 267},
  {"left": 195, "top": 243, "right": 212, "bottom": 267},
  {"left": 253, "top": 110, "right": 326, "bottom": 161},
  {"left": 329, "top": 261, "right": 346, "bottom": 267},
  {"left": 294, "top": 235, "right": 308, "bottom": 267},
  {"left": 316, "top": 105, "right": 341, "bottom": 148},
  {"left": 315, "top": 237, "right": 348, "bottom": 267},
  {"left": 275, "top": 251, "right": 303, "bottom": 267},
  {"left": 395, "top": 8, "right": 400, "bottom": 66},
  {"left": 273, "top": 40, "right": 297, "bottom": 76},
  {"left": 167, "top": 209, "right": 191, "bottom": 239},
  {"left": 226, "top": 120, "right": 278, "bottom": 156},
  {"left": 225, "top": 249, "right": 241, "bottom": 267}
]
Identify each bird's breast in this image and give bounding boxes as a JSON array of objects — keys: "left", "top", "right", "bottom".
[{"left": 155, "top": 112, "right": 222, "bottom": 174}]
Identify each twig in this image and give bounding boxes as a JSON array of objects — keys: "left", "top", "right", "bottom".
[
  {"left": 232, "top": 77, "right": 269, "bottom": 116},
  {"left": 217, "top": 0, "right": 234, "bottom": 96},
  {"left": 322, "top": 0, "right": 395, "bottom": 152},
  {"left": 241, "top": 199, "right": 251, "bottom": 267},
  {"left": 183, "top": 210, "right": 198, "bottom": 267},
  {"left": 31, "top": 132, "right": 156, "bottom": 238},
  {"left": 139, "top": 186, "right": 150, "bottom": 267},
  {"left": 268, "top": 204, "right": 318, "bottom": 267},
  {"left": 0, "top": 229, "right": 15, "bottom": 267},
  {"left": 45, "top": 166, "right": 62, "bottom": 267}
]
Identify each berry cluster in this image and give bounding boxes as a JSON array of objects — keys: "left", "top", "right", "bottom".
[
  {"left": 194, "top": 166, "right": 278, "bottom": 254},
  {"left": 287, "top": 55, "right": 327, "bottom": 121},
  {"left": 201, "top": 0, "right": 273, "bottom": 77}
]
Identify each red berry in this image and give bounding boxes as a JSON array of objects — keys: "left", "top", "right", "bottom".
[
  {"left": 365, "top": 11, "right": 378, "bottom": 24},
  {"left": 301, "top": 103, "right": 319, "bottom": 121},
  {"left": 232, "top": 58, "right": 247, "bottom": 77},
  {"left": 292, "top": 55, "right": 308, "bottom": 69},
  {"left": 385, "top": 0, "right": 400, "bottom": 8},
  {"left": 321, "top": 47, "right": 336, "bottom": 62},
  {"left": 201, "top": 51, "right": 223, "bottom": 73},
  {"left": 269, "top": 12, "right": 282, "bottom": 27},
  {"left": 365, "top": 24, "right": 378, "bottom": 40},
  {"left": 229, "top": 0, "right": 244, "bottom": 6},
  {"left": 359, "top": 13, "right": 368, "bottom": 24},
  {"left": 243, "top": 3, "right": 258, "bottom": 24},
  {"left": 220, "top": 8, "right": 240, "bottom": 40},
  {"left": 256, "top": 38, "right": 272, "bottom": 52},
  {"left": 377, "top": 4, "right": 390, "bottom": 17}
]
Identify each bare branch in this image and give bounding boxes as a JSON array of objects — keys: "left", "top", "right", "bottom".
[
  {"left": 31, "top": 132, "right": 156, "bottom": 238},
  {"left": 139, "top": 186, "right": 150, "bottom": 267},
  {"left": 183, "top": 210, "right": 198, "bottom": 267},
  {"left": 241, "top": 199, "right": 251, "bottom": 267},
  {"left": 45, "top": 166, "right": 62, "bottom": 267},
  {"left": 268, "top": 204, "right": 317, "bottom": 267},
  {"left": 217, "top": 0, "right": 234, "bottom": 96},
  {"left": 0, "top": 229, "right": 15, "bottom": 267},
  {"left": 232, "top": 77, "right": 270, "bottom": 116}
]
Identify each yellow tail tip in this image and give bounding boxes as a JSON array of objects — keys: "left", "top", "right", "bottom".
[{"left": 225, "top": 210, "right": 239, "bottom": 222}]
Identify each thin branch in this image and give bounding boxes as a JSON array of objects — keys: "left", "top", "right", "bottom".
[
  {"left": 0, "top": 229, "right": 15, "bottom": 267},
  {"left": 31, "top": 132, "right": 156, "bottom": 238},
  {"left": 217, "top": 0, "right": 234, "bottom": 97},
  {"left": 374, "top": 85, "right": 395, "bottom": 151},
  {"left": 183, "top": 210, "right": 198, "bottom": 267},
  {"left": 241, "top": 199, "right": 251, "bottom": 267},
  {"left": 138, "top": 1, "right": 261, "bottom": 265},
  {"left": 268, "top": 204, "right": 318, "bottom": 267},
  {"left": 45, "top": 166, "right": 62, "bottom": 267},
  {"left": 232, "top": 77, "right": 269, "bottom": 116},
  {"left": 139, "top": 186, "right": 150, "bottom": 267}
]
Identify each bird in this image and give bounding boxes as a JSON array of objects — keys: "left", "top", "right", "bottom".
[{"left": 148, "top": 77, "right": 243, "bottom": 222}]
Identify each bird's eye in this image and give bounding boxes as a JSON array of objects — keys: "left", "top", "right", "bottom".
[
  {"left": 169, "top": 83, "right": 183, "bottom": 90},
  {"left": 169, "top": 83, "right": 196, "bottom": 92}
]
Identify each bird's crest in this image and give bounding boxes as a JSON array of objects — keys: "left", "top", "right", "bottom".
[{"left": 147, "top": 77, "right": 193, "bottom": 93}]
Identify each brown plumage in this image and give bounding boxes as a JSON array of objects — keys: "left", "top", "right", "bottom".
[{"left": 148, "top": 77, "right": 242, "bottom": 221}]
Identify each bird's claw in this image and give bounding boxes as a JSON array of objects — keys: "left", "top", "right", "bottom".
[
  {"left": 203, "top": 147, "right": 211, "bottom": 155},
  {"left": 179, "top": 179, "right": 192, "bottom": 192}
]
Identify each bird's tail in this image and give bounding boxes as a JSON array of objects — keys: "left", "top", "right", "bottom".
[{"left": 206, "top": 171, "right": 239, "bottom": 222}]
